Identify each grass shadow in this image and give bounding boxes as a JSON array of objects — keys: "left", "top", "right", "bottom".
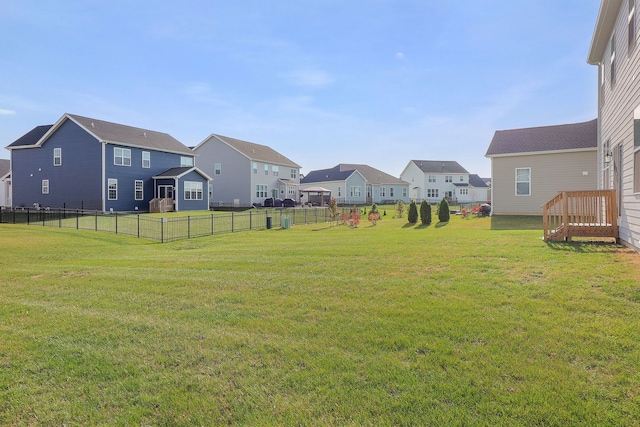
[
  {"left": 415, "top": 223, "right": 431, "bottom": 229},
  {"left": 545, "top": 239, "right": 621, "bottom": 252},
  {"left": 402, "top": 223, "right": 418, "bottom": 228},
  {"left": 435, "top": 221, "right": 449, "bottom": 228}
]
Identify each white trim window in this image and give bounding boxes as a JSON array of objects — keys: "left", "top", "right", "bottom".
[
  {"left": 42, "top": 179, "right": 49, "bottom": 194},
  {"left": 135, "top": 180, "right": 144, "bottom": 200},
  {"left": 114, "top": 147, "right": 131, "bottom": 166},
  {"left": 273, "top": 166, "right": 279, "bottom": 177},
  {"left": 402, "top": 187, "right": 407, "bottom": 198},
  {"left": 515, "top": 168, "right": 531, "bottom": 196},
  {"left": 214, "top": 163, "right": 221, "bottom": 175},
  {"left": 428, "top": 175, "right": 436, "bottom": 183},
  {"left": 381, "top": 187, "right": 386, "bottom": 197},
  {"left": 53, "top": 148, "right": 62, "bottom": 166},
  {"left": 630, "top": 0, "right": 636, "bottom": 52},
  {"left": 290, "top": 169, "right": 297, "bottom": 179},
  {"left": 427, "top": 189, "right": 439, "bottom": 198},
  {"left": 338, "top": 186, "right": 341, "bottom": 197},
  {"left": 253, "top": 162, "right": 258, "bottom": 174},
  {"left": 108, "top": 178, "right": 118, "bottom": 200},
  {"left": 142, "top": 151, "right": 150, "bottom": 168},
  {"left": 350, "top": 186, "right": 361, "bottom": 197},
  {"left": 264, "top": 164, "right": 269, "bottom": 175},
  {"left": 184, "top": 181, "right": 203, "bottom": 200},
  {"left": 180, "top": 157, "right": 194, "bottom": 167},
  {"left": 611, "top": 34, "right": 616, "bottom": 87},
  {"left": 459, "top": 188, "right": 469, "bottom": 195},
  {"left": 256, "top": 184, "right": 267, "bottom": 198},
  {"left": 445, "top": 175, "right": 453, "bottom": 183},
  {"left": 390, "top": 187, "right": 394, "bottom": 197}
]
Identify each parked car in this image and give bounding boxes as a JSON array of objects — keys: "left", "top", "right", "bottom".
[
  {"left": 282, "top": 198, "right": 296, "bottom": 207},
  {"left": 263, "top": 197, "right": 283, "bottom": 207}
]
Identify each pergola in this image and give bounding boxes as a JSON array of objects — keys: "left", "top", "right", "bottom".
[{"left": 300, "top": 186, "right": 331, "bottom": 206}]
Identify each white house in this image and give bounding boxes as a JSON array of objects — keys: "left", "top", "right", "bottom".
[
  {"left": 300, "top": 164, "right": 410, "bottom": 205},
  {"left": 0, "top": 159, "right": 10, "bottom": 207},
  {"left": 400, "top": 160, "right": 488, "bottom": 204},
  {"left": 193, "top": 134, "right": 301, "bottom": 207},
  {"left": 588, "top": 0, "right": 640, "bottom": 251}
]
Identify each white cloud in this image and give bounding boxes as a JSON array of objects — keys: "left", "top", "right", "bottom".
[
  {"left": 395, "top": 52, "right": 405, "bottom": 60},
  {"left": 0, "top": 109, "right": 17, "bottom": 115}
]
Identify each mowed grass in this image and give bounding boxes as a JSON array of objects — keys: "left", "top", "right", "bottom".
[{"left": 1, "top": 214, "right": 639, "bottom": 426}]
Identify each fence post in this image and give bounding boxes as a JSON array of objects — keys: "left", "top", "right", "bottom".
[
  {"left": 115, "top": 211, "right": 118, "bottom": 235},
  {"left": 250, "top": 211, "right": 252, "bottom": 230},
  {"left": 95, "top": 210, "right": 98, "bottom": 231},
  {"left": 232, "top": 212, "right": 234, "bottom": 232},
  {"left": 211, "top": 214, "right": 214, "bottom": 235},
  {"left": 76, "top": 209, "right": 79, "bottom": 229},
  {"left": 59, "top": 210, "right": 62, "bottom": 228},
  {"left": 137, "top": 214, "right": 140, "bottom": 238},
  {"left": 161, "top": 218, "right": 164, "bottom": 243},
  {"left": 188, "top": 216, "right": 191, "bottom": 239}
]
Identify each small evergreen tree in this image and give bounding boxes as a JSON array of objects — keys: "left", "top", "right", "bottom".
[
  {"left": 395, "top": 199, "right": 405, "bottom": 218},
  {"left": 328, "top": 198, "right": 339, "bottom": 225},
  {"left": 369, "top": 203, "right": 379, "bottom": 215},
  {"left": 407, "top": 201, "right": 418, "bottom": 223},
  {"left": 438, "top": 198, "right": 450, "bottom": 223},
  {"left": 420, "top": 200, "right": 432, "bottom": 225}
]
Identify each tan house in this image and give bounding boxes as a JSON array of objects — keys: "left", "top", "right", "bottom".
[
  {"left": 588, "top": 0, "right": 640, "bottom": 251},
  {"left": 485, "top": 120, "right": 598, "bottom": 215}
]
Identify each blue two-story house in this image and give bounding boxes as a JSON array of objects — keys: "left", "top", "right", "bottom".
[{"left": 6, "top": 113, "right": 211, "bottom": 212}]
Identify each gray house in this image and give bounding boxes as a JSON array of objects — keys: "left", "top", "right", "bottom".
[
  {"left": 193, "top": 134, "right": 301, "bottom": 207},
  {"left": 485, "top": 120, "right": 597, "bottom": 215},
  {"left": 400, "top": 160, "right": 486, "bottom": 204},
  {"left": 301, "top": 164, "right": 410, "bottom": 205},
  {"left": 588, "top": 0, "right": 640, "bottom": 251},
  {"left": 6, "top": 113, "right": 210, "bottom": 212}
]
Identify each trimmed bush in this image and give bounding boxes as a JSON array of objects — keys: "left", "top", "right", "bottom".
[
  {"left": 420, "top": 200, "right": 432, "bottom": 225},
  {"left": 438, "top": 198, "right": 450, "bottom": 223},
  {"left": 395, "top": 199, "right": 405, "bottom": 218},
  {"left": 407, "top": 201, "right": 418, "bottom": 224}
]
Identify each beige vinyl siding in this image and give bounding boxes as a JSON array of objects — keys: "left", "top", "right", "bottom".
[
  {"left": 491, "top": 151, "right": 597, "bottom": 215},
  {"left": 597, "top": 1, "right": 640, "bottom": 250}
]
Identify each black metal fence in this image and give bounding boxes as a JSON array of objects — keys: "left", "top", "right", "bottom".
[{"left": 0, "top": 206, "right": 335, "bottom": 243}]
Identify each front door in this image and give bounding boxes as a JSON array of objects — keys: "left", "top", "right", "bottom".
[{"left": 159, "top": 185, "right": 174, "bottom": 199}]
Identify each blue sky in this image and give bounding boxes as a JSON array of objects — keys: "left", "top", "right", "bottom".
[{"left": 0, "top": 1, "right": 601, "bottom": 177}]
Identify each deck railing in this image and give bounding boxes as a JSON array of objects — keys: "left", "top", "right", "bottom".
[
  {"left": 542, "top": 190, "right": 617, "bottom": 241},
  {"left": 149, "top": 198, "right": 174, "bottom": 213}
]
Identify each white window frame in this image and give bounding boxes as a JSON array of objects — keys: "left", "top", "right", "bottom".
[
  {"left": 273, "top": 166, "right": 279, "bottom": 177},
  {"left": 180, "top": 156, "right": 194, "bottom": 167},
  {"left": 445, "top": 175, "right": 453, "bottom": 183},
  {"left": 390, "top": 187, "right": 394, "bottom": 197},
  {"left": 338, "top": 186, "right": 341, "bottom": 197},
  {"left": 256, "top": 184, "right": 267, "bottom": 198},
  {"left": 350, "top": 186, "right": 361, "bottom": 197},
  {"left": 427, "top": 189, "right": 439, "bottom": 198},
  {"left": 214, "top": 163, "right": 222, "bottom": 175},
  {"left": 381, "top": 187, "right": 386, "bottom": 197},
  {"left": 53, "top": 148, "right": 62, "bottom": 166},
  {"left": 264, "top": 164, "right": 269, "bottom": 175},
  {"left": 291, "top": 169, "right": 297, "bottom": 179},
  {"left": 108, "top": 178, "right": 118, "bottom": 200},
  {"left": 253, "top": 162, "right": 258, "bottom": 174},
  {"left": 184, "top": 181, "right": 203, "bottom": 200},
  {"left": 402, "top": 187, "right": 407, "bottom": 198},
  {"left": 135, "top": 180, "right": 144, "bottom": 200},
  {"left": 42, "top": 179, "right": 49, "bottom": 194},
  {"left": 515, "top": 168, "right": 531, "bottom": 196},
  {"left": 428, "top": 175, "right": 436, "bottom": 183},
  {"left": 142, "top": 151, "right": 150, "bottom": 168},
  {"left": 114, "top": 147, "right": 131, "bottom": 166}
]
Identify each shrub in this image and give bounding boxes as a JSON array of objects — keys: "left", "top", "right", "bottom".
[
  {"left": 438, "top": 198, "right": 450, "bottom": 223},
  {"left": 407, "top": 201, "right": 418, "bottom": 224},
  {"left": 395, "top": 200, "right": 405, "bottom": 218},
  {"left": 369, "top": 203, "right": 379, "bottom": 215},
  {"left": 420, "top": 200, "right": 431, "bottom": 225},
  {"left": 328, "top": 198, "right": 339, "bottom": 223}
]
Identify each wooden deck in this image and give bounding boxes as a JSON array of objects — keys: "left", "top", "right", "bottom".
[
  {"left": 149, "top": 198, "right": 174, "bottom": 213},
  {"left": 542, "top": 190, "right": 618, "bottom": 242}
]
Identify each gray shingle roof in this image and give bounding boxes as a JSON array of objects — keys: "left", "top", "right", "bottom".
[
  {"left": 302, "top": 165, "right": 354, "bottom": 183},
  {"left": 210, "top": 134, "right": 301, "bottom": 168},
  {"left": 410, "top": 160, "right": 469, "bottom": 174},
  {"left": 7, "top": 125, "right": 53, "bottom": 148},
  {"left": 0, "top": 159, "right": 10, "bottom": 177},
  {"left": 468, "top": 174, "right": 488, "bottom": 188},
  {"left": 68, "top": 114, "right": 193, "bottom": 155},
  {"left": 338, "top": 164, "right": 408, "bottom": 185},
  {"left": 485, "top": 119, "right": 597, "bottom": 156}
]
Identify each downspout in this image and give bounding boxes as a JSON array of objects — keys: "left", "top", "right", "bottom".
[
  {"left": 102, "top": 141, "right": 106, "bottom": 212},
  {"left": 174, "top": 178, "right": 179, "bottom": 212}
]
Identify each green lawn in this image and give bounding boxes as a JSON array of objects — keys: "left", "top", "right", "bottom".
[{"left": 1, "top": 214, "right": 639, "bottom": 426}]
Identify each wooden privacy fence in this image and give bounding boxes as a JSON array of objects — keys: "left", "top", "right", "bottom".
[{"left": 542, "top": 190, "right": 617, "bottom": 242}]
